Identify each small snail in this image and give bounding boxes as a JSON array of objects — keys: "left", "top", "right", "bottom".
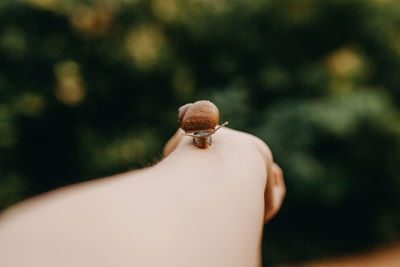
[{"left": 178, "top": 100, "right": 228, "bottom": 148}]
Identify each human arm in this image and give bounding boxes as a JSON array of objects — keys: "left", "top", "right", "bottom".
[{"left": 0, "top": 127, "right": 285, "bottom": 267}]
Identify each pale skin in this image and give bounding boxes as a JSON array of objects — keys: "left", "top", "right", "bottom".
[{"left": 0, "top": 127, "right": 285, "bottom": 267}]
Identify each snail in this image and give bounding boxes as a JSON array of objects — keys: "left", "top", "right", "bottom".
[{"left": 178, "top": 100, "right": 228, "bottom": 148}]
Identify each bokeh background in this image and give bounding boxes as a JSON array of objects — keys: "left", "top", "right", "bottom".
[{"left": 1, "top": 0, "right": 400, "bottom": 265}]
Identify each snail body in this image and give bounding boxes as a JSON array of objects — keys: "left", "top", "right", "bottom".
[{"left": 178, "top": 100, "right": 228, "bottom": 148}]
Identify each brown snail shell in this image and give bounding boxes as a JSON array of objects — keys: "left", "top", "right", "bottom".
[{"left": 178, "top": 100, "right": 219, "bottom": 133}]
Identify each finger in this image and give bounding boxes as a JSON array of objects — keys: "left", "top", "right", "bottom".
[
  {"left": 264, "top": 162, "right": 286, "bottom": 223},
  {"left": 163, "top": 128, "right": 185, "bottom": 158},
  {"left": 271, "top": 163, "right": 286, "bottom": 211},
  {"left": 272, "top": 163, "right": 286, "bottom": 192}
]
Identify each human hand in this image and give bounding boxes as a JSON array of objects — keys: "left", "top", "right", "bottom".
[{"left": 163, "top": 127, "right": 286, "bottom": 223}]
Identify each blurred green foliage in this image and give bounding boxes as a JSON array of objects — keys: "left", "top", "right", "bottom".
[{"left": 1, "top": 0, "right": 400, "bottom": 265}]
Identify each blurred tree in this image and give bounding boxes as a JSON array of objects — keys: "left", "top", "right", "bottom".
[{"left": 1, "top": 0, "right": 400, "bottom": 265}]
